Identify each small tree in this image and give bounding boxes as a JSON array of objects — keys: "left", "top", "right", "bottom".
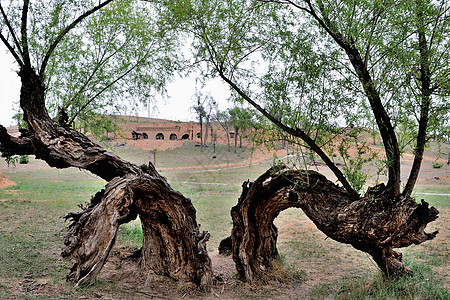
[
  {"left": 228, "top": 105, "right": 255, "bottom": 152},
  {"left": 191, "top": 91, "right": 207, "bottom": 151},
  {"left": 191, "top": 91, "right": 216, "bottom": 151},
  {"left": 215, "top": 109, "right": 232, "bottom": 152},
  {"left": 204, "top": 96, "right": 217, "bottom": 145}
]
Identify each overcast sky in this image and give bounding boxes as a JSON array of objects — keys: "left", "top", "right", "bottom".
[
  {"left": 0, "top": 45, "right": 21, "bottom": 127},
  {"left": 0, "top": 44, "right": 232, "bottom": 127}
]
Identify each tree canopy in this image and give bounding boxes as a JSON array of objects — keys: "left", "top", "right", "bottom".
[
  {"left": 166, "top": 0, "right": 450, "bottom": 198},
  {"left": 1, "top": 0, "right": 179, "bottom": 137}
]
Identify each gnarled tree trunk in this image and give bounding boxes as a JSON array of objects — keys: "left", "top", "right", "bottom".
[
  {"left": 220, "top": 167, "right": 439, "bottom": 282},
  {"left": 0, "top": 66, "right": 212, "bottom": 289},
  {"left": 63, "top": 169, "right": 212, "bottom": 288}
]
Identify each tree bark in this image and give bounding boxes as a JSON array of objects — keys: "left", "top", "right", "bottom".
[
  {"left": 220, "top": 166, "right": 439, "bottom": 282},
  {"left": 0, "top": 66, "right": 213, "bottom": 289},
  {"left": 63, "top": 169, "right": 212, "bottom": 288},
  {"left": 402, "top": 2, "right": 432, "bottom": 198},
  {"left": 226, "top": 128, "right": 231, "bottom": 152}
]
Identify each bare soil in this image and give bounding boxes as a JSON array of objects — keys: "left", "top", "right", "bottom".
[{"left": 0, "top": 171, "right": 15, "bottom": 188}]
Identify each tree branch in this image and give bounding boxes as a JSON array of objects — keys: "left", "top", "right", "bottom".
[
  {"left": 218, "top": 70, "right": 360, "bottom": 199},
  {"left": 68, "top": 61, "right": 140, "bottom": 125},
  {"left": 39, "top": 0, "right": 115, "bottom": 77},
  {"left": 0, "top": 4, "right": 24, "bottom": 65},
  {"left": 65, "top": 37, "right": 131, "bottom": 119},
  {"left": 20, "top": 0, "right": 31, "bottom": 67},
  {"left": 402, "top": 2, "right": 432, "bottom": 198},
  {"left": 260, "top": 0, "right": 401, "bottom": 196},
  {"left": 0, "top": 31, "right": 24, "bottom": 68},
  {"left": 0, "top": 125, "right": 35, "bottom": 156}
]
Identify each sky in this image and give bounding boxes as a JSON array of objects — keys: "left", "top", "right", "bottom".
[
  {"left": 0, "top": 44, "right": 232, "bottom": 127},
  {"left": 0, "top": 45, "right": 21, "bottom": 127}
]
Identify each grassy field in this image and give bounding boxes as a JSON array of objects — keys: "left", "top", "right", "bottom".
[{"left": 0, "top": 142, "right": 448, "bottom": 299}]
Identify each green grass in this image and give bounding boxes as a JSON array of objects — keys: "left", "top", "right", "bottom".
[
  {"left": 117, "top": 219, "right": 143, "bottom": 248},
  {"left": 412, "top": 186, "right": 450, "bottom": 208},
  {"left": 310, "top": 262, "right": 449, "bottom": 300}
]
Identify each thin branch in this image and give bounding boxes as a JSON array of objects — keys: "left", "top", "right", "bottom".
[
  {"left": 428, "top": 4, "right": 449, "bottom": 54},
  {"left": 21, "top": 0, "right": 31, "bottom": 67},
  {"left": 0, "top": 31, "right": 24, "bottom": 68},
  {"left": 66, "top": 38, "right": 130, "bottom": 107},
  {"left": 68, "top": 61, "right": 140, "bottom": 124},
  {"left": 369, "top": 9, "right": 447, "bottom": 72},
  {"left": 198, "top": 25, "right": 222, "bottom": 72},
  {"left": 39, "top": 0, "right": 115, "bottom": 77},
  {"left": 363, "top": 9, "right": 384, "bottom": 68},
  {"left": 0, "top": 3, "right": 24, "bottom": 59},
  {"left": 429, "top": 37, "right": 450, "bottom": 74}
]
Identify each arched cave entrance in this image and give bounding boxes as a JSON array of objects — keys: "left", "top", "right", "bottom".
[
  {"left": 156, "top": 133, "right": 164, "bottom": 140},
  {"left": 181, "top": 134, "right": 190, "bottom": 140},
  {"left": 170, "top": 133, "right": 178, "bottom": 140}
]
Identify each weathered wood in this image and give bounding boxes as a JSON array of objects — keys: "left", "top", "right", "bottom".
[
  {"left": 63, "top": 171, "right": 213, "bottom": 289},
  {"left": 63, "top": 178, "right": 137, "bottom": 286},
  {"left": 221, "top": 167, "right": 439, "bottom": 281},
  {"left": 130, "top": 174, "right": 212, "bottom": 287}
]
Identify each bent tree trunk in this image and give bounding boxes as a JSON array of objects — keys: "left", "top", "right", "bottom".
[
  {"left": 63, "top": 168, "right": 212, "bottom": 288},
  {"left": 220, "top": 167, "right": 439, "bottom": 282},
  {"left": 0, "top": 66, "right": 212, "bottom": 289}
]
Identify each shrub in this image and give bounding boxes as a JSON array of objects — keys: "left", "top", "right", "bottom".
[
  {"left": 19, "top": 155, "right": 29, "bottom": 164},
  {"left": 432, "top": 162, "right": 443, "bottom": 169}
]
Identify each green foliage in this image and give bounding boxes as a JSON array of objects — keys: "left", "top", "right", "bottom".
[
  {"left": 228, "top": 105, "right": 256, "bottom": 133},
  {"left": 166, "top": 0, "right": 449, "bottom": 195},
  {"left": 12, "top": 111, "right": 27, "bottom": 130},
  {"left": 270, "top": 154, "right": 286, "bottom": 172},
  {"left": 82, "top": 115, "right": 120, "bottom": 142},
  {"left": 45, "top": 1, "right": 180, "bottom": 134},
  {"left": 2, "top": 0, "right": 181, "bottom": 139},
  {"left": 336, "top": 129, "right": 378, "bottom": 194},
  {"left": 432, "top": 162, "right": 443, "bottom": 169},
  {"left": 2, "top": 155, "right": 18, "bottom": 167},
  {"left": 19, "top": 155, "right": 29, "bottom": 164},
  {"left": 0, "top": 147, "right": 18, "bottom": 167}
]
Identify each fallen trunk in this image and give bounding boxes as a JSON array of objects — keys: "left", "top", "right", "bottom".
[{"left": 221, "top": 166, "right": 439, "bottom": 282}]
